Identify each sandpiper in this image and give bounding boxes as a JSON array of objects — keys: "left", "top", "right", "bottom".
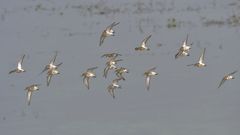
[
  {"left": 107, "top": 77, "right": 124, "bottom": 99},
  {"left": 82, "top": 67, "right": 98, "bottom": 90},
  {"left": 175, "top": 35, "right": 192, "bottom": 59},
  {"left": 40, "top": 51, "right": 62, "bottom": 74},
  {"left": 135, "top": 35, "right": 152, "bottom": 51},
  {"left": 47, "top": 68, "right": 60, "bottom": 87},
  {"left": 218, "top": 70, "right": 237, "bottom": 88},
  {"left": 99, "top": 22, "right": 120, "bottom": 46},
  {"left": 25, "top": 84, "right": 40, "bottom": 106},
  {"left": 103, "top": 57, "right": 122, "bottom": 78},
  {"left": 115, "top": 67, "right": 129, "bottom": 80},
  {"left": 144, "top": 67, "right": 158, "bottom": 90},
  {"left": 9, "top": 54, "right": 26, "bottom": 74},
  {"left": 187, "top": 48, "right": 206, "bottom": 67}
]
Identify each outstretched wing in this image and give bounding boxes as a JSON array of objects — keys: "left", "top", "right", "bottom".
[
  {"left": 27, "top": 90, "right": 32, "bottom": 106},
  {"left": 47, "top": 75, "right": 52, "bottom": 87},
  {"left": 141, "top": 35, "right": 152, "bottom": 47},
  {"left": 51, "top": 51, "right": 58, "bottom": 64},
  {"left": 18, "top": 54, "right": 25, "bottom": 69},
  {"left": 218, "top": 78, "right": 226, "bottom": 88},
  {"left": 107, "top": 22, "right": 120, "bottom": 29},
  {"left": 187, "top": 63, "right": 195, "bottom": 67},
  {"left": 182, "top": 34, "right": 188, "bottom": 47},
  {"left": 87, "top": 66, "right": 98, "bottom": 71},
  {"left": 146, "top": 76, "right": 151, "bottom": 91},
  {"left": 99, "top": 32, "right": 106, "bottom": 46},
  {"left": 199, "top": 48, "right": 206, "bottom": 63},
  {"left": 9, "top": 69, "right": 17, "bottom": 74},
  {"left": 83, "top": 77, "right": 90, "bottom": 90},
  {"left": 229, "top": 70, "right": 238, "bottom": 75},
  {"left": 107, "top": 86, "right": 115, "bottom": 99},
  {"left": 146, "top": 67, "right": 156, "bottom": 73},
  {"left": 103, "top": 66, "right": 109, "bottom": 78}
]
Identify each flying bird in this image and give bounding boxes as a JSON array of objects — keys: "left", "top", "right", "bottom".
[
  {"left": 107, "top": 77, "right": 124, "bottom": 99},
  {"left": 144, "top": 67, "right": 158, "bottom": 90},
  {"left": 25, "top": 84, "right": 40, "bottom": 106},
  {"left": 187, "top": 48, "right": 206, "bottom": 67},
  {"left": 82, "top": 67, "right": 98, "bottom": 90},
  {"left": 103, "top": 57, "right": 122, "bottom": 78},
  {"left": 9, "top": 54, "right": 26, "bottom": 74},
  {"left": 99, "top": 22, "right": 120, "bottom": 46},
  {"left": 47, "top": 68, "right": 60, "bottom": 87},
  {"left": 40, "top": 51, "right": 62, "bottom": 74},
  {"left": 218, "top": 70, "right": 237, "bottom": 88},
  {"left": 135, "top": 35, "right": 152, "bottom": 51},
  {"left": 175, "top": 35, "right": 192, "bottom": 59},
  {"left": 115, "top": 67, "right": 129, "bottom": 80}
]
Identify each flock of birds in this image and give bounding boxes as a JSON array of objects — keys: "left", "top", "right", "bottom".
[{"left": 8, "top": 22, "right": 238, "bottom": 106}]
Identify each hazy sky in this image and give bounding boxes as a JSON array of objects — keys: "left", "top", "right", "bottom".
[{"left": 0, "top": 0, "right": 240, "bottom": 135}]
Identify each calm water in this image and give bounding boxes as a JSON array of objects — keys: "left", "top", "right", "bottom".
[{"left": 0, "top": 0, "right": 240, "bottom": 135}]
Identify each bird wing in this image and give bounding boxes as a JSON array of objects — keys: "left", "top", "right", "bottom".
[
  {"left": 141, "top": 35, "right": 152, "bottom": 47},
  {"left": 56, "top": 62, "right": 63, "bottom": 68},
  {"left": 18, "top": 54, "right": 25, "bottom": 69},
  {"left": 103, "top": 66, "right": 109, "bottom": 78},
  {"left": 9, "top": 69, "right": 17, "bottom": 74},
  {"left": 47, "top": 75, "right": 52, "bottom": 87},
  {"left": 51, "top": 51, "right": 58, "bottom": 64},
  {"left": 175, "top": 50, "right": 182, "bottom": 59},
  {"left": 107, "top": 22, "right": 120, "bottom": 29},
  {"left": 229, "top": 70, "right": 238, "bottom": 75},
  {"left": 218, "top": 78, "right": 226, "bottom": 88},
  {"left": 39, "top": 65, "right": 48, "bottom": 75},
  {"left": 146, "top": 76, "right": 151, "bottom": 90},
  {"left": 182, "top": 34, "right": 188, "bottom": 47},
  {"left": 187, "top": 63, "right": 195, "bottom": 66},
  {"left": 99, "top": 32, "right": 106, "bottom": 46},
  {"left": 87, "top": 66, "right": 98, "bottom": 71},
  {"left": 83, "top": 77, "right": 90, "bottom": 90},
  {"left": 107, "top": 86, "right": 115, "bottom": 99},
  {"left": 115, "top": 59, "right": 123, "bottom": 63},
  {"left": 27, "top": 90, "right": 32, "bottom": 106},
  {"left": 199, "top": 48, "right": 206, "bottom": 63},
  {"left": 146, "top": 67, "right": 156, "bottom": 73}
]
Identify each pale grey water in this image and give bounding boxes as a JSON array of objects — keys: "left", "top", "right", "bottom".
[{"left": 0, "top": 0, "right": 240, "bottom": 135}]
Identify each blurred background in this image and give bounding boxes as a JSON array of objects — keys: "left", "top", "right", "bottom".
[{"left": 0, "top": 0, "right": 240, "bottom": 134}]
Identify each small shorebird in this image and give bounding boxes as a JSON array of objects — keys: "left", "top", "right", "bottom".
[
  {"left": 9, "top": 54, "right": 26, "bottom": 74},
  {"left": 218, "top": 70, "right": 238, "bottom": 88},
  {"left": 175, "top": 35, "right": 192, "bottom": 59},
  {"left": 115, "top": 67, "right": 129, "bottom": 80},
  {"left": 82, "top": 67, "right": 98, "bottom": 90},
  {"left": 135, "top": 35, "right": 152, "bottom": 51},
  {"left": 99, "top": 22, "right": 120, "bottom": 46},
  {"left": 40, "top": 51, "right": 62, "bottom": 74},
  {"left": 47, "top": 68, "right": 60, "bottom": 86},
  {"left": 187, "top": 48, "right": 206, "bottom": 67},
  {"left": 103, "top": 58, "right": 122, "bottom": 78},
  {"left": 144, "top": 67, "right": 158, "bottom": 90},
  {"left": 25, "top": 84, "right": 40, "bottom": 106},
  {"left": 107, "top": 77, "right": 124, "bottom": 99},
  {"left": 101, "top": 52, "right": 121, "bottom": 59}
]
